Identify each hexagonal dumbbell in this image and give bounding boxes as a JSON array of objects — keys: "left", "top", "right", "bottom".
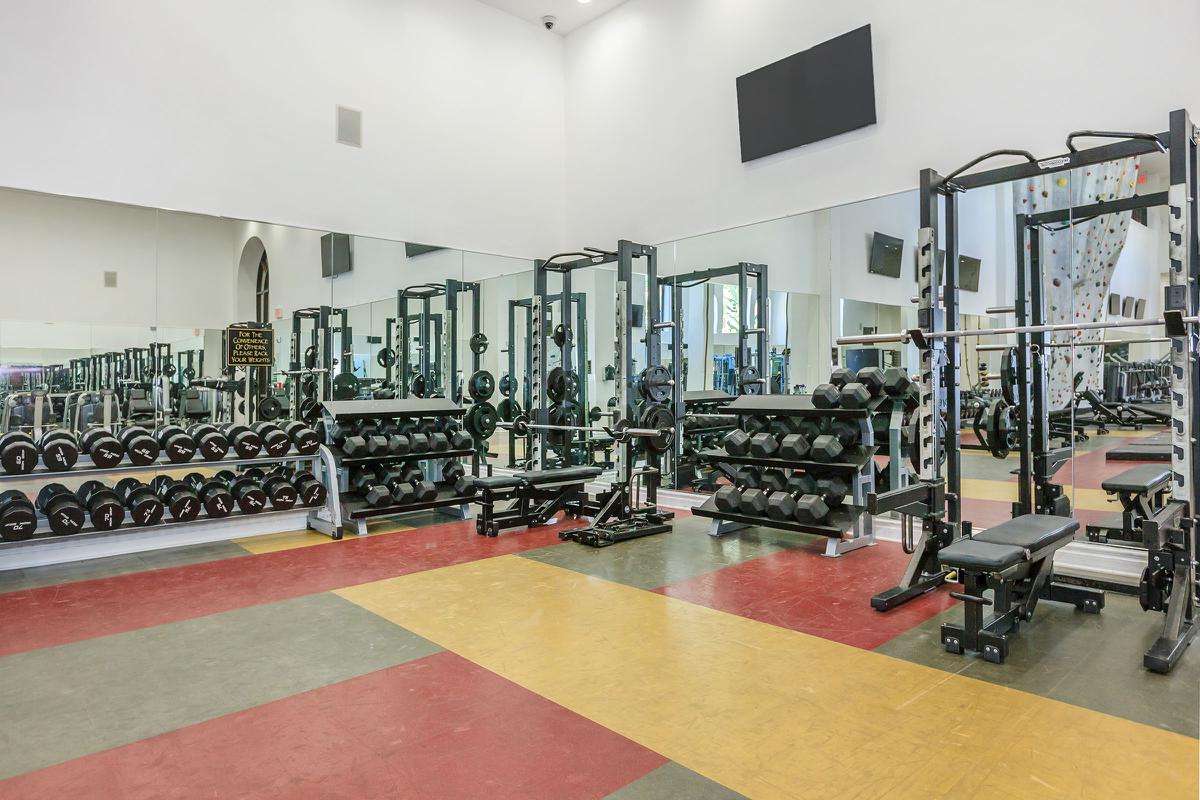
[
  {"left": 737, "top": 468, "right": 763, "bottom": 489},
  {"left": 743, "top": 416, "right": 770, "bottom": 435},
  {"left": 794, "top": 493, "right": 830, "bottom": 524},
  {"left": 724, "top": 429, "right": 752, "bottom": 456},
  {"left": 759, "top": 470, "right": 787, "bottom": 492},
  {"left": 738, "top": 487, "right": 770, "bottom": 516},
  {"left": 749, "top": 432, "right": 779, "bottom": 458},
  {"left": 809, "top": 434, "right": 845, "bottom": 463},
  {"left": 838, "top": 382, "right": 872, "bottom": 409},
  {"left": 882, "top": 367, "right": 912, "bottom": 398},
  {"left": 815, "top": 475, "right": 850, "bottom": 507},
  {"left": 811, "top": 384, "right": 840, "bottom": 409},
  {"left": 856, "top": 367, "right": 886, "bottom": 398},
  {"left": 713, "top": 485, "right": 746, "bottom": 512},
  {"left": 764, "top": 473, "right": 818, "bottom": 522},
  {"left": 767, "top": 417, "right": 798, "bottom": 438},
  {"left": 778, "top": 433, "right": 810, "bottom": 461},
  {"left": 829, "top": 368, "right": 856, "bottom": 389}
]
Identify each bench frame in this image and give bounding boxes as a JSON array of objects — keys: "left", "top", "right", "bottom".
[
  {"left": 1085, "top": 468, "right": 1171, "bottom": 545},
  {"left": 475, "top": 475, "right": 594, "bottom": 538},
  {"left": 941, "top": 544, "right": 1104, "bottom": 663}
]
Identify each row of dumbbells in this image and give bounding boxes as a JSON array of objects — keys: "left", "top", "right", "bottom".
[
  {"left": 331, "top": 418, "right": 473, "bottom": 460},
  {"left": 811, "top": 366, "right": 914, "bottom": 410},
  {"left": 0, "top": 421, "right": 321, "bottom": 475},
  {"left": 724, "top": 418, "right": 863, "bottom": 464},
  {"left": 349, "top": 461, "right": 476, "bottom": 508},
  {"left": 712, "top": 468, "right": 849, "bottom": 526},
  {"left": 0, "top": 467, "right": 327, "bottom": 541}
]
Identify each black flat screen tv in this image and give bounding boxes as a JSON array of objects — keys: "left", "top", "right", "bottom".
[
  {"left": 736, "top": 25, "right": 876, "bottom": 162},
  {"left": 868, "top": 233, "right": 904, "bottom": 278}
]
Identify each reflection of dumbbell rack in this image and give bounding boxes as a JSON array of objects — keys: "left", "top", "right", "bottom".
[
  {"left": 315, "top": 398, "right": 478, "bottom": 537},
  {"left": 693, "top": 393, "right": 878, "bottom": 558},
  {"left": 0, "top": 445, "right": 341, "bottom": 569},
  {"left": 673, "top": 390, "right": 737, "bottom": 490}
]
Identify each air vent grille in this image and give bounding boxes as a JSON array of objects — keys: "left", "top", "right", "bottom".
[
  {"left": 103, "top": 271, "right": 118, "bottom": 288},
  {"left": 336, "top": 105, "right": 362, "bottom": 147}
]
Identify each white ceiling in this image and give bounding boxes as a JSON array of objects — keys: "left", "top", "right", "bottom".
[{"left": 477, "top": 0, "right": 630, "bottom": 35}]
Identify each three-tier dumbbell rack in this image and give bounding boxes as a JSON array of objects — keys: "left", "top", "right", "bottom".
[
  {"left": 0, "top": 445, "right": 342, "bottom": 570},
  {"left": 311, "top": 398, "right": 477, "bottom": 537},
  {"left": 693, "top": 394, "right": 877, "bottom": 557}
]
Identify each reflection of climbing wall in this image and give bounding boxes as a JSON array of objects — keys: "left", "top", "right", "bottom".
[{"left": 1013, "top": 158, "right": 1139, "bottom": 408}]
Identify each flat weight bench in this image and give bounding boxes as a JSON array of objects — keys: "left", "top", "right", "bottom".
[
  {"left": 938, "top": 514, "right": 1104, "bottom": 663},
  {"left": 1085, "top": 465, "right": 1171, "bottom": 545},
  {"left": 475, "top": 466, "right": 602, "bottom": 537}
]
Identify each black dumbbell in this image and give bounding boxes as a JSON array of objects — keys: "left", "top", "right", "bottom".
[
  {"left": 723, "top": 429, "right": 751, "bottom": 456},
  {"left": 794, "top": 493, "right": 831, "bottom": 525},
  {"left": 358, "top": 422, "right": 390, "bottom": 457},
  {"left": 410, "top": 479, "right": 437, "bottom": 502},
  {"left": 157, "top": 424, "right": 198, "bottom": 463},
  {"left": 215, "top": 469, "right": 268, "bottom": 514},
  {"left": 408, "top": 430, "right": 431, "bottom": 455},
  {"left": 778, "top": 433, "right": 810, "bottom": 460},
  {"left": 815, "top": 476, "right": 850, "bottom": 508},
  {"left": 148, "top": 475, "right": 202, "bottom": 522},
  {"left": 221, "top": 424, "right": 263, "bottom": 459},
  {"left": 36, "top": 483, "right": 86, "bottom": 536},
  {"left": 713, "top": 485, "right": 750, "bottom": 512},
  {"left": 428, "top": 431, "right": 449, "bottom": 452},
  {"left": 838, "top": 383, "right": 872, "bottom": 409},
  {"left": 119, "top": 426, "right": 161, "bottom": 466},
  {"left": 350, "top": 468, "right": 393, "bottom": 508},
  {"left": 764, "top": 474, "right": 817, "bottom": 522},
  {"left": 187, "top": 423, "right": 230, "bottom": 461},
  {"left": 282, "top": 421, "right": 320, "bottom": 455},
  {"left": 114, "top": 478, "right": 165, "bottom": 526},
  {"left": 829, "top": 368, "right": 856, "bottom": 389},
  {"left": 0, "top": 490, "right": 37, "bottom": 541},
  {"left": 0, "top": 431, "right": 38, "bottom": 474},
  {"left": 183, "top": 472, "right": 236, "bottom": 518},
  {"left": 748, "top": 432, "right": 778, "bottom": 458},
  {"left": 293, "top": 471, "right": 327, "bottom": 507},
  {"left": 251, "top": 422, "right": 292, "bottom": 457},
  {"left": 882, "top": 368, "right": 913, "bottom": 398},
  {"left": 453, "top": 476, "right": 476, "bottom": 497},
  {"left": 76, "top": 480, "right": 126, "bottom": 530},
  {"left": 442, "top": 461, "right": 466, "bottom": 484},
  {"left": 856, "top": 367, "right": 886, "bottom": 397},
  {"left": 332, "top": 422, "right": 368, "bottom": 458},
  {"left": 811, "top": 384, "right": 840, "bottom": 409},
  {"left": 80, "top": 428, "right": 125, "bottom": 469},
  {"left": 245, "top": 468, "right": 298, "bottom": 509},
  {"left": 449, "top": 430, "right": 473, "bottom": 451},
  {"left": 39, "top": 430, "right": 80, "bottom": 472},
  {"left": 441, "top": 463, "right": 475, "bottom": 497},
  {"left": 738, "top": 487, "right": 771, "bottom": 516}
]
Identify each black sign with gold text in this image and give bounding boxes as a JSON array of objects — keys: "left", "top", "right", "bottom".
[{"left": 226, "top": 327, "right": 274, "bottom": 368}]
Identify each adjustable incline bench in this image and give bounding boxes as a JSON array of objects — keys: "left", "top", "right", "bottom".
[
  {"left": 1085, "top": 464, "right": 1171, "bottom": 545},
  {"left": 937, "top": 514, "right": 1105, "bottom": 663},
  {"left": 474, "top": 466, "right": 601, "bottom": 537}
]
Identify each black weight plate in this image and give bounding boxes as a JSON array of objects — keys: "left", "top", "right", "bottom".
[
  {"left": 472, "top": 402, "right": 498, "bottom": 439},
  {"left": 162, "top": 363, "right": 177, "bottom": 377},
  {"left": 498, "top": 374, "right": 514, "bottom": 398},
  {"left": 298, "top": 398, "right": 319, "bottom": 423},
  {"left": 304, "top": 345, "right": 318, "bottom": 369},
  {"left": 638, "top": 405, "right": 676, "bottom": 453},
  {"left": 331, "top": 372, "right": 360, "bottom": 401},
  {"left": 182, "top": 366, "right": 196, "bottom": 381},
  {"left": 639, "top": 365, "right": 673, "bottom": 403},
  {"left": 552, "top": 324, "right": 571, "bottom": 348},
  {"left": 258, "top": 395, "right": 283, "bottom": 421},
  {"left": 468, "top": 370, "right": 495, "bottom": 402},
  {"left": 738, "top": 366, "right": 763, "bottom": 395},
  {"left": 376, "top": 348, "right": 397, "bottom": 368},
  {"left": 496, "top": 397, "right": 522, "bottom": 423},
  {"left": 410, "top": 373, "right": 427, "bottom": 399},
  {"left": 469, "top": 332, "right": 489, "bottom": 355}
]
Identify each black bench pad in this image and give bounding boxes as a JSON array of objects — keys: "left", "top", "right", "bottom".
[
  {"left": 474, "top": 466, "right": 601, "bottom": 492},
  {"left": 1102, "top": 465, "right": 1171, "bottom": 494},
  {"left": 939, "top": 514, "right": 1078, "bottom": 572}
]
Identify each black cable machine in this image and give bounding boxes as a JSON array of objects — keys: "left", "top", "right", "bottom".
[{"left": 854, "top": 111, "right": 1197, "bottom": 673}]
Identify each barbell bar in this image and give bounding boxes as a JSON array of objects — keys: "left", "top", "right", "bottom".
[
  {"left": 836, "top": 312, "right": 1199, "bottom": 347},
  {"left": 975, "top": 338, "right": 1170, "bottom": 352},
  {"left": 501, "top": 415, "right": 672, "bottom": 443}
]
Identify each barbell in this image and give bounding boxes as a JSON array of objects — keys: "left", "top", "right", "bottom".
[
  {"left": 836, "top": 312, "right": 1199, "bottom": 347},
  {"left": 503, "top": 413, "right": 674, "bottom": 451}
]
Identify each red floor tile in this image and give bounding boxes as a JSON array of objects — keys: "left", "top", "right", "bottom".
[
  {"left": 0, "top": 651, "right": 665, "bottom": 800},
  {"left": 0, "top": 519, "right": 577, "bottom": 657},
  {"left": 655, "top": 538, "right": 958, "bottom": 650}
]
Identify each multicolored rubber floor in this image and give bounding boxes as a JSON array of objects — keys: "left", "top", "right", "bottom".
[{"left": 1, "top": 432, "right": 1197, "bottom": 799}]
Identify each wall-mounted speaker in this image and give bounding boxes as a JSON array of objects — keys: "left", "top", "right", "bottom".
[
  {"left": 1122, "top": 297, "right": 1136, "bottom": 317},
  {"left": 1108, "top": 293, "right": 1121, "bottom": 315},
  {"left": 1134, "top": 298, "right": 1146, "bottom": 319}
]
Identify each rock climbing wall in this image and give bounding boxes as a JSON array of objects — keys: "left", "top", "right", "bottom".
[{"left": 1013, "top": 157, "right": 1140, "bottom": 408}]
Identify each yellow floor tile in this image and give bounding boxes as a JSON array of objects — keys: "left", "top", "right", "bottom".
[
  {"left": 236, "top": 520, "right": 412, "bottom": 554},
  {"left": 336, "top": 556, "right": 1197, "bottom": 800},
  {"left": 961, "top": 478, "right": 1118, "bottom": 512}
]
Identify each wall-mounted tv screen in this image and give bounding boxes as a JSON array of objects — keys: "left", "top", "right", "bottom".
[
  {"left": 736, "top": 25, "right": 876, "bottom": 162},
  {"left": 868, "top": 233, "right": 904, "bottom": 279},
  {"left": 959, "top": 256, "right": 982, "bottom": 293},
  {"left": 321, "top": 233, "right": 352, "bottom": 277}
]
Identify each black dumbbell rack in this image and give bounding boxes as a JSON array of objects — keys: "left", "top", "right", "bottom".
[
  {"left": 0, "top": 447, "right": 343, "bottom": 570},
  {"left": 692, "top": 394, "right": 878, "bottom": 557},
  {"left": 316, "top": 399, "right": 477, "bottom": 536}
]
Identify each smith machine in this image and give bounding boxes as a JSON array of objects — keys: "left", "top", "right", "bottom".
[{"left": 851, "top": 111, "right": 1197, "bottom": 672}]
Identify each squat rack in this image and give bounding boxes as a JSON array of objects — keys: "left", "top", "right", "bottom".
[{"left": 847, "top": 111, "right": 1197, "bottom": 673}]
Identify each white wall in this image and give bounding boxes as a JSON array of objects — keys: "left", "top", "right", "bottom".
[
  {"left": 0, "top": 0, "right": 566, "bottom": 259},
  {"left": 563, "top": 0, "right": 1200, "bottom": 246}
]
